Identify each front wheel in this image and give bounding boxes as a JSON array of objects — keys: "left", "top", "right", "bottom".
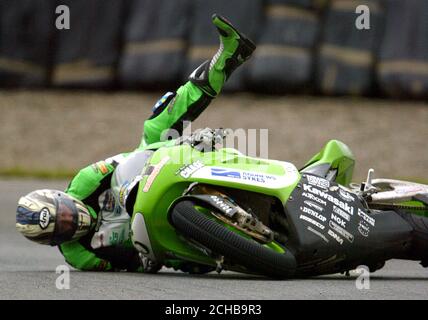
[{"left": 169, "top": 200, "right": 296, "bottom": 278}]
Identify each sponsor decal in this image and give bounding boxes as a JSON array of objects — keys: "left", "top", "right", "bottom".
[
  {"left": 302, "top": 192, "right": 327, "bottom": 206},
  {"left": 333, "top": 205, "right": 351, "bottom": 221},
  {"left": 242, "top": 171, "right": 277, "bottom": 183},
  {"left": 331, "top": 213, "right": 347, "bottom": 228},
  {"left": 358, "top": 221, "right": 370, "bottom": 237},
  {"left": 358, "top": 208, "right": 375, "bottom": 227},
  {"left": 192, "top": 162, "right": 299, "bottom": 189},
  {"left": 307, "top": 175, "right": 330, "bottom": 190},
  {"left": 210, "top": 168, "right": 278, "bottom": 184},
  {"left": 304, "top": 200, "right": 324, "bottom": 212},
  {"left": 176, "top": 160, "right": 204, "bottom": 179},
  {"left": 307, "top": 226, "right": 329, "bottom": 243},
  {"left": 329, "top": 220, "right": 354, "bottom": 243},
  {"left": 99, "top": 162, "right": 109, "bottom": 175},
  {"left": 303, "top": 184, "right": 354, "bottom": 215},
  {"left": 92, "top": 161, "right": 109, "bottom": 175},
  {"left": 338, "top": 188, "right": 355, "bottom": 202},
  {"left": 109, "top": 229, "right": 126, "bottom": 246},
  {"left": 328, "top": 229, "right": 344, "bottom": 245},
  {"left": 211, "top": 168, "right": 241, "bottom": 179},
  {"left": 300, "top": 206, "right": 326, "bottom": 222},
  {"left": 143, "top": 156, "right": 170, "bottom": 192},
  {"left": 209, "top": 196, "right": 236, "bottom": 217},
  {"left": 39, "top": 207, "right": 50, "bottom": 229},
  {"left": 300, "top": 215, "right": 325, "bottom": 230}
]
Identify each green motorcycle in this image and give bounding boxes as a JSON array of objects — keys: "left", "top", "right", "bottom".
[{"left": 126, "top": 129, "right": 428, "bottom": 278}]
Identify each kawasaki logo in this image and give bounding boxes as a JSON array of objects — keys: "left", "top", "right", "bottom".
[{"left": 303, "top": 184, "right": 354, "bottom": 215}]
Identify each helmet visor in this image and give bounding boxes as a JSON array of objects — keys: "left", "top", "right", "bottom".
[{"left": 51, "top": 194, "right": 92, "bottom": 245}]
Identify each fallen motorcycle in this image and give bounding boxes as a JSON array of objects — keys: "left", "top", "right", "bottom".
[{"left": 121, "top": 129, "right": 428, "bottom": 278}]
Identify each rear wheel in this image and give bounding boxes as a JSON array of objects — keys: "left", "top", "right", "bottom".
[{"left": 169, "top": 200, "right": 296, "bottom": 278}]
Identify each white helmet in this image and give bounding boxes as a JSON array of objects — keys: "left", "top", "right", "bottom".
[{"left": 16, "top": 189, "right": 93, "bottom": 245}]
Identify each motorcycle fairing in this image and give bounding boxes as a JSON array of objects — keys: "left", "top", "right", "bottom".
[{"left": 284, "top": 174, "right": 413, "bottom": 275}]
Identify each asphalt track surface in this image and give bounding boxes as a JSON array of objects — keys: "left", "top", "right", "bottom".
[{"left": 1, "top": 179, "right": 428, "bottom": 300}]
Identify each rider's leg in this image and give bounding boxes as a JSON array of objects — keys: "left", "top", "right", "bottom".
[{"left": 140, "top": 14, "right": 256, "bottom": 147}]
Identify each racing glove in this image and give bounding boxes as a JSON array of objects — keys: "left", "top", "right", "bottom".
[{"left": 189, "top": 14, "right": 256, "bottom": 98}]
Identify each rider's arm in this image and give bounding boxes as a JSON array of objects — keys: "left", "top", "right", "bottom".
[
  {"left": 60, "top": 157, "right": 144, "bottom": 272},
  {"left": 59, "top": 162, "right": 112, "bottom": 271},
  {"left": 59, "top": 239, "right": 113, "bottom": 271},
  {"left": 66, "top": 159, "right": 116, "bottom": 203},
  {"left": 60, "top": 236, "right": 144, "bottom": 272},
  {"left": 91, "top": 242, "right": 144, "bottom": 272}
]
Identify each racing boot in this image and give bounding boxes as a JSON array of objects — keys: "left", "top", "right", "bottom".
[{"left": 189, "top": 14, "right": 256, "bottom": 97}]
